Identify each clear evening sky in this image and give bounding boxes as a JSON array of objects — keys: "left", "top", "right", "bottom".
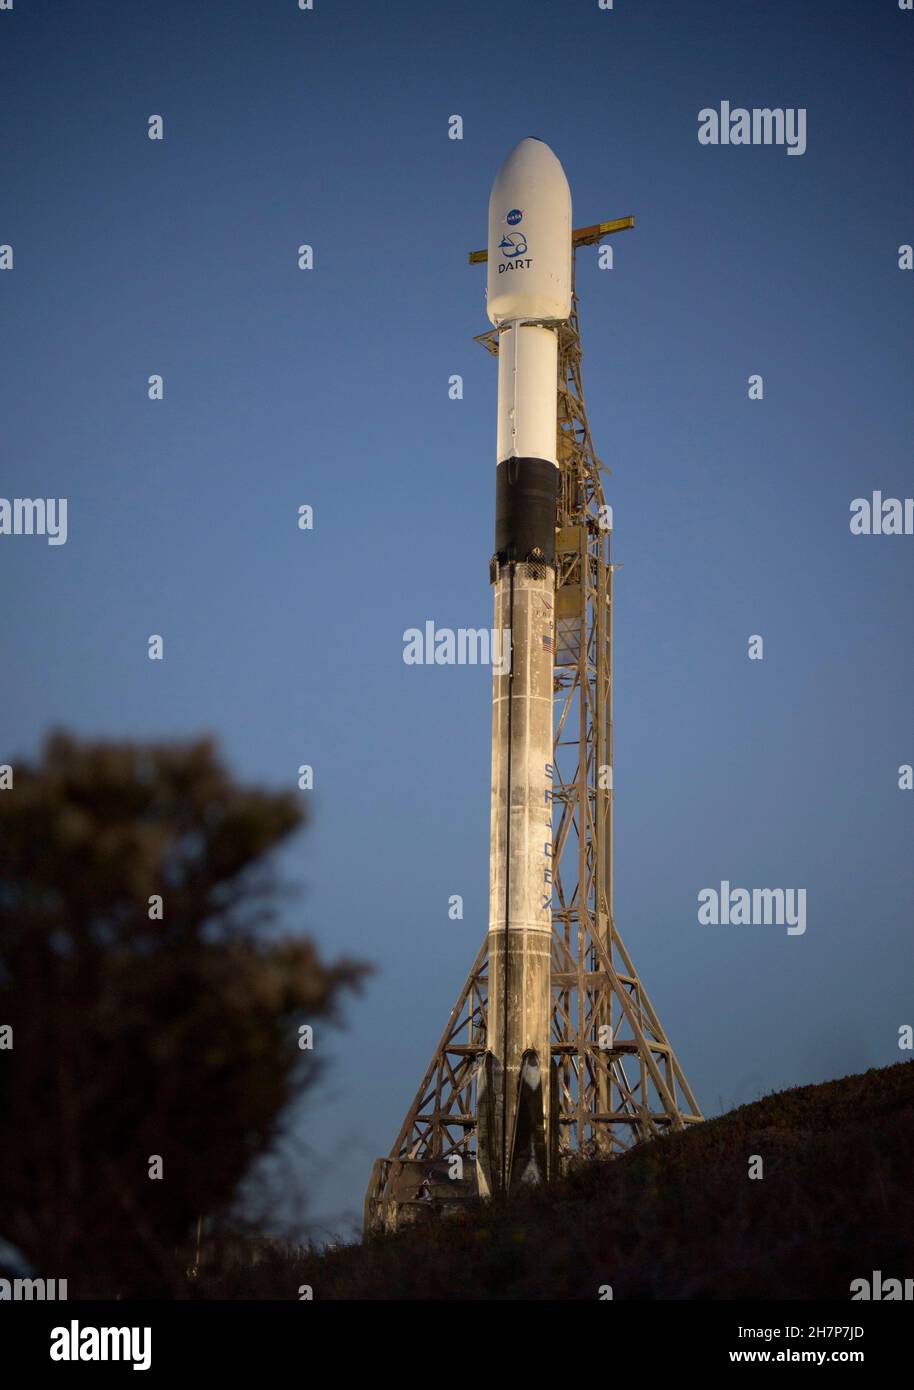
[{"left": 2, "top": 0, "right": 912, "bottom": 1238}]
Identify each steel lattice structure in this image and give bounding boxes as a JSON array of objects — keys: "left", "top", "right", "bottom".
[{"left": 365, "top": 279, "right": 701, "bottom": 1234}]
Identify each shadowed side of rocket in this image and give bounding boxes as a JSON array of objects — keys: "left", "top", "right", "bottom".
[{"left": 476, "top": 139, "right": 572, "bottom": 1198}]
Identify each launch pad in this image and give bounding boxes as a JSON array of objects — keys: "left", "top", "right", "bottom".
[{"left": 365, "top": 144, "right": 701, "bottom": 1233}]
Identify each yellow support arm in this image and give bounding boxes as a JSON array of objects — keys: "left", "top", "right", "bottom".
[{"left": 468, "top": 215, "right": 634, "bottom": 264}]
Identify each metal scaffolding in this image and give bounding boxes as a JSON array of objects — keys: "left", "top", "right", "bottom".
[{"left": 365, "top": 266, "right": 701, "bottom": 1234}]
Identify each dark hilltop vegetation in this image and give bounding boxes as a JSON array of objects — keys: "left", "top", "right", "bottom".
[{"left": 199, "top": 1059, "right": 914, "bottom": 1300}]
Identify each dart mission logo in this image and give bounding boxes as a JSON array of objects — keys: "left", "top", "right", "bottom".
[{"left": 498, "top": 228, "right": 531, "bottom": 272}]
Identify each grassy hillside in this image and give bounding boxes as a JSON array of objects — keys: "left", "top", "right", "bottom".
[{"left": 200, "top": 1060, "right": 914, "bottom": 1300}]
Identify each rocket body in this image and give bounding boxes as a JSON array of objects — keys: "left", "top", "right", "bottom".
[{"left": 479, "top": 140, "right": 571, "bottom": 1196}]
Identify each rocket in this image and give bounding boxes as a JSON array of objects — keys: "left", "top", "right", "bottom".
[
  {"left": 477, "top": 139, "right": 572, "bottom": 1197},
  {"left": 362, "top": 145, "right": 692, "bottom": 1236}
]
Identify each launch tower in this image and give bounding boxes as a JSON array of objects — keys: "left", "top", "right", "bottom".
[{"left": 365, "top": 141, "right": 701, "bottom": 1233}]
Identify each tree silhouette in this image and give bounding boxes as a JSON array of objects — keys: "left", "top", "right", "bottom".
[{"left": 0, "top": 731, "right": 366, "bottom": 1297}]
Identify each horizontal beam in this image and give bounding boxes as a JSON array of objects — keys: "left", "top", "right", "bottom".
[
  {"left": 468, "top": 216, "right": 634, "bottom": 264},
  {"left": 572, "top": 215, "right": 635, "bottom": 246}
]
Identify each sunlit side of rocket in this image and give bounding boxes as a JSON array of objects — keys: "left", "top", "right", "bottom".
[{"left": 477, "top": 139, "right": 572, "bottom": 1197}]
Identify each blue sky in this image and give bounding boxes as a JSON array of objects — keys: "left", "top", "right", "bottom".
[{"left": 2, "top": 0, "right": 912, "bottom": 1238}]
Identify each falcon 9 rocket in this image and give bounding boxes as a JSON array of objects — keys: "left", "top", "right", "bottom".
[
  {"left": 363, "top": 147, "right": 700, "bottom": 1233},
  {"left": 477, "top": 139, "right": 572, "bottom": 1197}
]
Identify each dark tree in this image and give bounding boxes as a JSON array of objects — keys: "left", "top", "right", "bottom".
[{"left": 0, "top": 731, "right": 365, "bottom": 1297}]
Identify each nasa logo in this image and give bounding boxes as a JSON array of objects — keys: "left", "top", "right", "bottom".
[{"left": 506, "top": 208, "right": 523, "bottom": 226}]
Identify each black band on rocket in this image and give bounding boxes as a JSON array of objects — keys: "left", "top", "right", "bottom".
[{"left": 494, "top": 457, "right": 558, "bottom": 566}]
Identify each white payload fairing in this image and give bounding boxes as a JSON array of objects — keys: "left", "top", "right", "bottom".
[{"left": 478, "top": 139, "right": 572, "bottom": 1197}]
